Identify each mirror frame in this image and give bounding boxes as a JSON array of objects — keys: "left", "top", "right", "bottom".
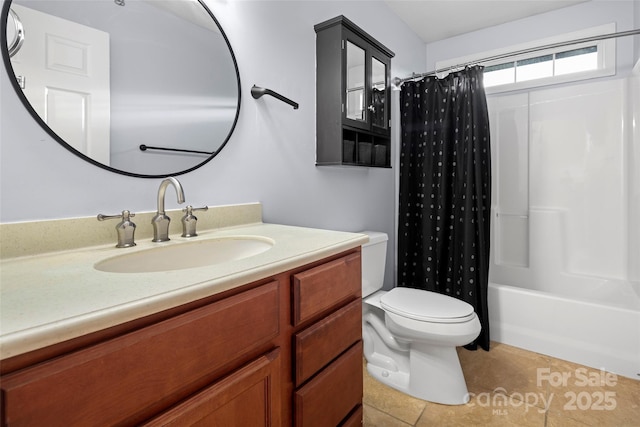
[{"left": 1, "top": 0, "right": 241, "bottom": 178}]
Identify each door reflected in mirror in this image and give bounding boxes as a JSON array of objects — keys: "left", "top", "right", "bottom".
[{"left": 2, "top": 0, "right": 241, "bottom": 177}]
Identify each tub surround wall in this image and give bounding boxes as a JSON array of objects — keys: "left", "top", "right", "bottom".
[
  {"left": 629, "top": 72, "right": 640, "bottom": 283},
  {"left": 489, "top": 78, "right": 636, "bottom": 289},
  {"left": 486, "top": 77, "right": 639, "bottom": 380}
]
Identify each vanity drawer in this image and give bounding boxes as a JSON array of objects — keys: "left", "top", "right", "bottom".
[
  {"left": 294, "top": 341, "right": 363, "bottom": 427},
  {"left": 292, "top": 252, "right": 361, "bottom": 326},
  {"left": 294, "top": 298, "right": 361, "bottom": 386},
  {"left": 1, "top": 281, "right": 280, "bottom": 427}
]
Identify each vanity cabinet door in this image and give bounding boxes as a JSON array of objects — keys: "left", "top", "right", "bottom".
[
  {"left": 143, "top": 348, "right": 281, "bottom": 427},
  {"left": 1, "top": 281, "right": 280, "bottom": 427}
]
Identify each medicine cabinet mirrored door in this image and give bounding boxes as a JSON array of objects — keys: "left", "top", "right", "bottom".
[
  {"left": 371, "top": 56, "right": 388, "bottom": 131},
  {"left": 315, "top": 15, "right": 394, "bottom": 168},
  {"left": 346, "top": 41, "right": 366, "bottom": 123}
]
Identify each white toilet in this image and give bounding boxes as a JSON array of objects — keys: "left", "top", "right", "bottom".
[{"left": 361, "top": 231, "right": 481, "bottom": 405}]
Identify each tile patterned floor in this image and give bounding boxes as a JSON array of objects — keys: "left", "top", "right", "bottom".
[{"left": 363, "top": 342, "right": 640, "bottom": 426}]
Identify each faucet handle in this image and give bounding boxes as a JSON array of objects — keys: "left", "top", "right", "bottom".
[
  {"left": 181, "top": 205, "right": 208, "bottom": 238},
  {"left": 97, "top": 210, "right": 137, "bottom": 248},
  {"left": 182, "top": 206, "right": 208, "bottom": 214},
  {"left": 97, "top": 211, "right": 136, "bottom": 221}
]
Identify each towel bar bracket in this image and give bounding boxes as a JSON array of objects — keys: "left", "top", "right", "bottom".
[{"left": 251, "top": 85, "right": 299, "bottom": 109}]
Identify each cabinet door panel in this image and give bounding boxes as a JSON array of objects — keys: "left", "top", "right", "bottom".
[
  {"left": 370, "top": 55, "right": 389, "bottom": 132},
  {"left": 292, "top": 252, "right": 360, "bottom": 326},
  {"left": 1, "top": 281, "right": 280, "bottom": 427},
  {"left": 345, "top": 39, "right": 367, "bottom": 124},
  {"left": 295, "top": 298, "right": 361, "bottom": 386},
  {"left": 342, "top": 30, "right": 371, "bottom": 133},
  {"left": 144, "top": 348, "right": 281, "bottom": 427},
  {"left": 294, "top": 341, "right": 363, "bottom": 427}
]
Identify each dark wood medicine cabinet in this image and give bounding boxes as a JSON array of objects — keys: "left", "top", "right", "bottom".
[{"left": 315, "top": 15, "right": 395, "bottom": 168}]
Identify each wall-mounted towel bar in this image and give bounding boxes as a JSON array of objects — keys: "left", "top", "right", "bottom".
[
  {"left": 251, "top": 85, "right": 299, "bottom": 109},
  {"left": 139, "top": 145, "right": 214, "bottom": 156}
]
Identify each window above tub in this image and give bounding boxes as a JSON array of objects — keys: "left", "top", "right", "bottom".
[{"left": 435, "top": 23, "right": 616, "bottom": 94}]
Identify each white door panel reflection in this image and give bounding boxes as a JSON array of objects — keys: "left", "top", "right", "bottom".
[{"left": 10, "top": 4, "right": 110, "bottom": 165}]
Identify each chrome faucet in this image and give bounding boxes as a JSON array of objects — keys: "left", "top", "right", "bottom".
[
  {"left": 97, "top": 210, "right": 137, "bottom": 248},
  {"left": 181, "top": 205, "right": 208, "bottom": 238},
  {"left": 151, "top": 177, "right": 185, "bottom": 242}
]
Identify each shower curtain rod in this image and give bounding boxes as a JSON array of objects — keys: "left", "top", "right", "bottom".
[{"left": 393, "top": 28, "right": 640, "bottom": 86}]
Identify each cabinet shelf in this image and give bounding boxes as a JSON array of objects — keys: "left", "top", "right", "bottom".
[
  {"left": 315, "top": 16, "right": 394, "bottom": 168},
  {"left": 342, "top": 128, "right": 390, "bottom": 167}
]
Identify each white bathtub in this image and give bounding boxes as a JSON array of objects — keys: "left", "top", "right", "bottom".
[
  {"left": 488, "top": 279, "right": 640, "bottom": 380},
  {"left": 487, "top": 76, "right": 640, "bottom": 381}
]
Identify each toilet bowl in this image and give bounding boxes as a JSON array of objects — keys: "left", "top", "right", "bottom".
[{"left": 360, "top": 231, "right": 481, "bottom": 405}]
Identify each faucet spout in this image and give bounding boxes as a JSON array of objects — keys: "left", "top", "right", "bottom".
[
  {"left": 152, "top": 177, "right": 185, "bottom": 242},
  {"left": 156, "top": 177, "right": 185, "bottom": 215}
]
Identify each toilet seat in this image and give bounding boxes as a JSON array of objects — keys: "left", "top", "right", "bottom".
[{"left": 380, "top": 288, "right": 476, "bottom": 324}]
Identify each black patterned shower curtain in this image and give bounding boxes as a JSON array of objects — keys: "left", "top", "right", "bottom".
[{"left": 398, "top": 66, "right": 491, "bottom": 350}]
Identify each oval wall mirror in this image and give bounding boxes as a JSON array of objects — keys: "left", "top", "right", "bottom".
[{"left": 1, "top": 0, "right": 241, "bottom": 178}]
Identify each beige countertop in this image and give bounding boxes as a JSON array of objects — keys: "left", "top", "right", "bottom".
[{"left": 0, "top": 220, "right": 367, "bottom": 360}]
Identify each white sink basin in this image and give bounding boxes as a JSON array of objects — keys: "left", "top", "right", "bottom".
[{"left": 95, "top": 236, "right": 274, "bottom": 273}]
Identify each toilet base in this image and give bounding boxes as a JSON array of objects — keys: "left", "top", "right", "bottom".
[{"left": 366, "top": 344, "right": 471, "bottom": 405}]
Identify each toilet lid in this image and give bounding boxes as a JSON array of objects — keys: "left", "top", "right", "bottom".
[{"left": 380, "top": 288, "right": 476, "bottom": 323}]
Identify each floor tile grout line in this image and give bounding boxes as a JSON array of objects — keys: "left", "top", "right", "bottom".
[
  {"left": 413, "top": 404, "right": 428, "bottom": 426},
  {"left": 364, "top": 402, "right": 417, "bottom": 426}
]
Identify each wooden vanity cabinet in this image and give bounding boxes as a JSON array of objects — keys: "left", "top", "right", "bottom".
[
  {"left": 0, "top": 248, "right": 363, "bottom": 427},
  {"left": 315, "top": 15, "right": 394, "bottom": 168}
]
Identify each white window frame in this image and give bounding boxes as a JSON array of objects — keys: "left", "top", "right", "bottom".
[{"left": 435, "top": 23, "right": 616, "bottom": 94}]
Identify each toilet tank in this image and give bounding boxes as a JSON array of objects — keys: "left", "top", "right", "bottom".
[{"left": 360, "top": 231, "right": 388, "bottom": 298}]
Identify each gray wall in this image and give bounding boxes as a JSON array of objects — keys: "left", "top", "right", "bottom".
[{"left": 0, "top": 1, "right": 426, "bottom": 290}]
